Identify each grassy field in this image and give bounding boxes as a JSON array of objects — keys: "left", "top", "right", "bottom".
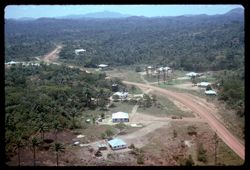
[
  {"left": 108, "top": 101, "right": 134, "bottom": 114},
  {"left": 105, "top": 66, "right": 144, "bottom": 83},
  {"left": 137, "top": 94, "right": 194, "bottom": 117}
]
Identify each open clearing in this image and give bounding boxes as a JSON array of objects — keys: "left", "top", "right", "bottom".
[{"left": 123, "top": 81, "right": 244, "bottom": 160}]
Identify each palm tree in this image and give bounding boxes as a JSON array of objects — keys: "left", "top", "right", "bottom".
[
  {"left": 53, "top": 143, "right": 65, "bottom": 166},
  {"left": 163, "top": 69, "right": 166, "bottom": 84},
  {"left": 31, "top": 136, "right": 40, "bottom": 166},
  {"left": 36, "top": 122, "right": 49, "bottom": 141},
  {"left": 53, "top": 121, "right": 63, "bottom": 142},
  {"left": 14, "top": 133, "right": 24, "bottom": 166}
]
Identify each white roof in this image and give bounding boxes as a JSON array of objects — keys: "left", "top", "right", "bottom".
[
  {"left": 108, "top": 138, "right": 126, "bottom": 147},
  {"left": 205, "top": 90, "right": 217, "bottom": 95},
  {"left": 198, "top": 82, "right": 211, "bottom": 87},
  {"left": 75, "top": 49, "right": 86, "bottom": 52},
  {"left": 147, "top": 66, "right": 153, "bottom": 69},
  {"left": 186, "top": 72, "right": 198, "bottom": 77},
  {"left": 98, "top": 64, "right": 108, "bottom": 68},
  {"left": 113, "top": 92, "right": 128, "bottom": 97},
  {"left": 112, "top": 112, "right": 129, "bottom": 119}
]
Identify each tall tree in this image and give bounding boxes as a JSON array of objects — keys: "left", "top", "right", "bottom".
[
  {"left": 214, "top": 132, "right": 219, "bottom": 165},
  {"left": 36, "top": 122, "right": 49, "bottom": 141},
  {"left": 53, "top": 120, "right": 63, "bottom": 142},
  {"left": 30, "top": 136, "right": 40, "bottom": 166},
  {"left": 53, "top": 143, "right": 65, "bottom": 166}
]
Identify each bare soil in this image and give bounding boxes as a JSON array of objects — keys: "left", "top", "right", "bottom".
[{"left": 123, "top": 81, "right": 245, "bottom": 160}]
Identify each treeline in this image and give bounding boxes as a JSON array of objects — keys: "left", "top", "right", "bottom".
[
  {"left": 5, "top": 8, "right": 244, "bottom": 71},
  {"left": 5, "top": 63, "right": 117, "bottom": 159},
  {"left": 215, "top": 68, "right": 244, "bottom": 117}
]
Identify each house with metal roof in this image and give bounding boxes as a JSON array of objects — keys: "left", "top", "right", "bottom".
[
  {"left": 197, "top": 82, "right": 211, "bottom": 87},
  {"left": 108, "top": 138, "right": 127, "bottom": 150},
  {"left": 112, "top": 112, "right": 129, "bottom": 123},
  {"left": 205, "top": 90, "right": 217, "bottom": 95}
]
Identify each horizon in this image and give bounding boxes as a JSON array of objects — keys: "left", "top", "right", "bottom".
[{"left": 5, "top": 5, "right": 243, "bottom": 19}]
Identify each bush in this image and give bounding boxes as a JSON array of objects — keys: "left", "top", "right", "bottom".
[
  {"left": 135, "top": 66, "right": 142, "bottom": 72},
  {"left": 128, "top": 144, "right": 135, "bottom": 149},
  {"left": 137, "top": 154, "right": 144, "bottom": 164},
  {"left": 187, "top": 125, "right": 197, "bottom": 136},
  {"left": 185, "top": 155, "right": 195, "bottom": 166},
  {"left": 197, "top": 143, "right": 207, "bottom": 163}
]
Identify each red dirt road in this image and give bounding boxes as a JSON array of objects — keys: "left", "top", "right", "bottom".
[{"left": 123, "top": 81, "right": 245, "bottom": 160}]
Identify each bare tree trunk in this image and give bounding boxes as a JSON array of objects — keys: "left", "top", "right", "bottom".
[
  {"left": 18, "top": 147, "right": 20, "bottom": 166},
  {"left": 33, "top": 147, "right": 36, "bottom": 166},
  {"left": 56, "top": 153, "right": 59, "bottom": 166}
]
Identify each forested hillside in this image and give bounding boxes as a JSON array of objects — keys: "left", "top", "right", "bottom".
[
  {"left": 5, "top": 8, "right": 244, "bottom": 71},
  {"left": 5, "top": 63, "right": 117, "bottom": 159}
]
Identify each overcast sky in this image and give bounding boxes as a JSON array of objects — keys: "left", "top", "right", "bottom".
[{"left": 5, "top": 5, "right": 243, "bottom": 19}]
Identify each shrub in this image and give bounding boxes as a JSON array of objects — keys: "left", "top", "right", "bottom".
[
  {"left": 187, "top": 125, "right": 197, "bottom": 136},
  {"left": 135, "top": 66, "right": 142, "bottom": 72},
  {"left": 185, "top": 155, "right": 195, "bottom": 166},
  {"left": 137, "top": 154, "right": 144, "bottom": 164},
  {"left": 197, "top": 143, "right": 207, "bottom": 163},
  {"left": 128, "top": 144, "right": 135, "bottom": 149}
]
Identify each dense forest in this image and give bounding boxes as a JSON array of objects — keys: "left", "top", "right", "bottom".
[
  {"left": 5, "top": 63, "right": 123, "bottom": 160},
  {"left": 5, "top": 8, "right": 244, "bottom": 71}
]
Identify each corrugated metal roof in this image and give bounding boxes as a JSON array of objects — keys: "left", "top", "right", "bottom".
[
  {"left": 112, "top": 112, "right": 129, "bottom": 119},
  {"left": 108, "top": 138, "right": 126, "bottom": 147}
]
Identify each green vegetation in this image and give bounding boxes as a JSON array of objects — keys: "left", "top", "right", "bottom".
[
  {"left": 5, "top": 64, "right": 115, "bottom": 160},
  {"left": 5, "top": 10, "right": 244, "bottom": 71},
  {"left": 197, "top": 143, "right": 208, "bottom": 163},
  {"left": 138, "top": 94, "right": 194, "bottom": 117},
  {"left": 215, "top": 69, "right": 244, "bottom": 117}
]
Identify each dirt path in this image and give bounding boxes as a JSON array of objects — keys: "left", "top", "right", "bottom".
[
  {"left": 42, "top": 45, "right": 63, "bottom": 63},
  {"left": 123, "top": 81, "right": 245, "bottom": 160}
]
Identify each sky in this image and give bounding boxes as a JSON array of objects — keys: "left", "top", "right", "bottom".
[{"left": 5, "top": 5, "right": 243, "bottom": 19}]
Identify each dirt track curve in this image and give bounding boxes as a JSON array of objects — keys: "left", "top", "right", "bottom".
[{"left": 123, "top": 81, "right": 245, "bottom": 160}]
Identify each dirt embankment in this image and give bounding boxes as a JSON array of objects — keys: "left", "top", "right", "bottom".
[{"left": 123, "top": 81, "right": 245, "bottom": 160}]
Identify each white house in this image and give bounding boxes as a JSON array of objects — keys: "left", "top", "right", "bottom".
[
  {"left": 113, "top": 92, "right": 128, "bottom": 99},
  {"left": 75, "top": 49, "right": 86, "bottom": 55},
  {"left": 186, "top": 72, "right": 198, "bottom": 77},
  {"left": 205, "top": 90, "right": 217, "bottom": 95},
  {"left": 108, "top": 138, "right": 127, "bottom": 150},
  {"left": 197, "top": 82, "right": 211, "bottom": 88},
  {"left": 98, "top": 64, "right": 108, "bottom": 68},
  {"left": 112, "top": 112, "right": 129, "bottom": 123}
]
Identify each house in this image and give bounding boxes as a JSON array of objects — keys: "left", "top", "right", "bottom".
[
  {"left": 113, "top": 92, "right": 128, "bottom": 99},
  {"left": 186, "top": 72, "right": 198, "bottom": 77},
  {"left": 108, "top": 138, "right": 127, "bottom": 150},
  {"left": 197, "top": 82, "right": 211, "bottom": 88},
  {"left": 98, "top": 64, "right": 108, "bottom": 68},
  {"left": 112, "top": 112, "right": 129, "bottom": 123},
  {"left": 205, "top": 90, "right": 217, "bottom": 95},
  {"left": 75, "top": 49, "right": 86, "bottom": 55},
  {"left": 97, "top": 142, "right": 108, "bottom": 150},
  {"left": 157, "top": 66, "right": 172, "bottom": 72}
]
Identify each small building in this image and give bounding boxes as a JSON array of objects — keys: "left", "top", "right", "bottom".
[
  {"left": 75, "top": 49, "right": 86, "bottom": 55},
  {"left": 186, "top": 72, "right": 198, "bottom": 77},
  {"left": 112, "top": 84, "right": 119, "bottom": 92},
  {"left": 205, "top": 90, "right": 217, "bottom": 95},
  {"left": 98, "top": 64, "right": 108, "bottom": 68},
  {"left": 197, "top": 82, "right": 211, "bottom": 88},
  {"left": 97, "top": 142, "right": 108, "bottom": 150},
  {"left": 113, "top": 92, "right": 128, "bottom": 99},
  {"left": 108, "top": 138, "right": 127, "bottom": 150},
  {"left": 112, "top": 112, "right": 129, "bottom": 123}
]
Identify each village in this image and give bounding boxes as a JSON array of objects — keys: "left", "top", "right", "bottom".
[{"left": 5, "top": 47, "right": 244, "bottom": 166}]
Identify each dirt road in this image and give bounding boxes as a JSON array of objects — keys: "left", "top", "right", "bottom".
[
  {"left": 123, "top": 81, "right": 245, "bottom": 160},
  {"left": 42, "top": 45, "right": 63, "bottom": 63}
]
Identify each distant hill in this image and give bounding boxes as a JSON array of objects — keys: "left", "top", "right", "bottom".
[
  {"left": 5, "top": 8, "right": 244, "bottom": 71},
  {"left": 59, "top": 11, "right": 131, "bottom": 19}
]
